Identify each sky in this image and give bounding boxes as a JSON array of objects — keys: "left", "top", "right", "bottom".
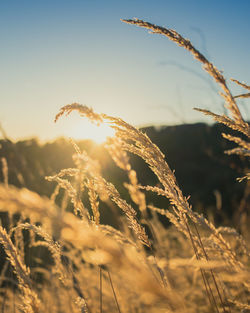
[{"left": 0, "top": 0, "right": 250, "bottom": 141}]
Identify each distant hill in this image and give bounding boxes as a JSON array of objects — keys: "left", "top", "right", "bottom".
[{"left": 0, "top": 122, "right": 248, "bottom": 226}]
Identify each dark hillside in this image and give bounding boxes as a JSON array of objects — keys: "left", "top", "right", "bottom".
[{"left": 0, "top": 123, "right": 248, "bottom": 225}]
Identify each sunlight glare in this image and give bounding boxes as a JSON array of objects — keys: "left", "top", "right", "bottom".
[{"left": 69, "top": 120, "right": 115, "bottom": 144}]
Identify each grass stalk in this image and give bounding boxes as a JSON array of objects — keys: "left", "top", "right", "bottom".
[
  {"left": 99, "top": 266, "right": 103, "bottom": 313},
  {"left": 107, "top": 271, "right": 122, "bottom": 313},
  {"left": 184, "top": 218, "right": 219, "bottom": 313},
  {"left": 192, "top": 222, "right": 230, "bottom": 313}
]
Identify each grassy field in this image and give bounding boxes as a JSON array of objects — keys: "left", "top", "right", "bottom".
[{"left": 0, "top": 19, "right": 249, "bottom": 313}]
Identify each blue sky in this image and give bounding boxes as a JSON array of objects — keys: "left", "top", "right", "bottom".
[{"left": 0, "top": 0, "right": 249, "bottom": 140}]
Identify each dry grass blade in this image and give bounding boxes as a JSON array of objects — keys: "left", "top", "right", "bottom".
[
  {"left": 73, "top": 152, "right": 151, "bottom": 247},
  {"left": 194, "top": 108, "right": 249, "bottom": 137},
  {"left": 99, "top": 266, "right": 103, "bottom": 313},
  {"left": 1, "top": 157, "right": 8, "bottom": 187},
  {"left": 86, "top": 178, "right": 100, "bottom": 225},
  {"left": 11, "top": 223, "right": 68, "bottom": 283},
  {"left": 0, "top": 226, "right": 40, "bottom": 313},
  {"left": 222, "top": 133, "right": 250, "bottom": 150},
  {"left": 55, "top": 103, "right": 103, "bottom": 125},
  {"left": 107, "top": 271, "right": 122, "bottom": 313},
  {"left": 232, "top": 78, "right": 250, "bottom": 98},
  {"left": 231, "top": 78, "right": 250, "bottom": 90},
  {"left": 234, "top": 92, "right": 250, "bottom": 99}
]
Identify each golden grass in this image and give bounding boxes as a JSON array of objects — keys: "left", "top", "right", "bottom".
[{"left": 0, "top": 19, "right": 249, "bottom": 313}]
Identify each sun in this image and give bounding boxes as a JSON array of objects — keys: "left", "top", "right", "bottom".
[{"left": 69, "top": 120, "right": 115, "bottom": 144}]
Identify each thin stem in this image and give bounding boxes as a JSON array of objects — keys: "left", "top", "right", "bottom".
[
  {"left": 107, "top": 271, "right": 122, "bottom": 313},
  {"left": 1, "top": 289, "right": 6, "bottom": 313},
  {"left": 193, "top": 223, "right": 229, "bottom": 313},
  {"left": 184, "top": 218, "right": 219, "bottom": 313},
  {"left": 99, "top": 266, "right": 103, "bottom": 313},
  {"left": 13, "top": 287, "right": 16, "bottom": 313}
]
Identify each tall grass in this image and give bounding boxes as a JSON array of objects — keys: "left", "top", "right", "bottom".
[{"left": 0, "top": 19, "right": 249, "bottom": 313}]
